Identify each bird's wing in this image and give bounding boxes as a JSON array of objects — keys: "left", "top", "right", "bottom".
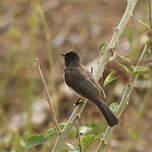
[
  {"left": 86, "top": 69, "right": 106, "bottom": 99},
  {"left": 64, "top": 67, "right": 102, "bottom": 102}
]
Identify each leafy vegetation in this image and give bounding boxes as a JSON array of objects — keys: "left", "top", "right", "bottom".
[{"left": 0, "top": 0, "right": 152, "bottom": 152}]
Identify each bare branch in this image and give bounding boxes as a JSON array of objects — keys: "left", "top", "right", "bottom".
[{"left": 35, "top": 58, "right": 61, "bottom": 132}]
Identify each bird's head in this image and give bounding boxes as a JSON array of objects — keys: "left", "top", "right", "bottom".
[{"left": 60, "top": 51, "right": 80, "bottom": 67}]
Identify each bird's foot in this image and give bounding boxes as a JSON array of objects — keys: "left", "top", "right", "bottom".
[
  {"left": 73, "top": 98, "right": 83, "bottom": 107},
  {"left": 57, "top": 130, "right": 62, "bottom": 135}
]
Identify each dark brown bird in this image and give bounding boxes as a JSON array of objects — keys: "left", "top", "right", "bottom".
[{"left": 61, "top": 51, "right": 119, "bottom": 127}]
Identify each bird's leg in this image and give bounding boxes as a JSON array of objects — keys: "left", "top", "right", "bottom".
[
  {"left": 73, "top": 98, "right": 83, "bottom": 107},
  {"left": 91, "top": 67, "right": 93, "bottom": 74}
]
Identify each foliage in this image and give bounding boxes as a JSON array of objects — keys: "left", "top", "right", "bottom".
[{"left": 0, "top": 0, "right": 151, "bottom": 152}]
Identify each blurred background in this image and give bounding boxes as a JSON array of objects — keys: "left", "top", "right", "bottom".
[{"left": 0, "top": 0, "right": 152, "bottom": 151}]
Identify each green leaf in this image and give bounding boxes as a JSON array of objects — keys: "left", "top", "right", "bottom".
[
  {"left": 25, "top": 135, "right": 48, "bottom": 148},
  {"left": 80, "top": 126, "right": 93, "bottom": 136},
  {"left": 118, "top": 63, "right": 132, "bottom": 74},
  {"left": 47, "top": 123, "right": 77, "bottom": 139},
  {"left": 81, "top": 135, "right": 99, "bottom": 150},
  {"left": 133, "top": 66, "right": 149, "bottom": 75},
  {"left": 47, "top": 122, "right": 66, "bottom": 138},
  {"left": 47, "top": 128, "right": 58, "bottom": 137},
  {"left": 126, "top": 65, "right": 134, "bottom": 72},
  {"left": 59, "top": 122, "right": 77, "bottom": 138},
  {"left": 66, "top": 143, "right": 80, "bottom": 152},
  {"left": 109, "top": 103, "right": 119, "bottom": 114},
  {"left": 69, "top": 128, "right": 77, "bottom": 138},
  {"left": 139, "top": 19, "right": 150, "bottom": 29},
  {"left": 59, "top": 122, "right": 66, "bottom": 129},
  {"left": 85, "top": 122, "right": 104, "bottom": 135},
  {"left": 103, "top": 71, "right": 118, "bottom": 86},
  {"left": 98, "top": 42, "right": 107, "bottom": 56}
]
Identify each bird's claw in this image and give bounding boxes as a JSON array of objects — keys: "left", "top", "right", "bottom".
[{"left": 73, "top": 98, "right": 83, "bottom": 107}]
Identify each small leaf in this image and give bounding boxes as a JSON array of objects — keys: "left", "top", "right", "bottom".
[
  {"left": 66, "top": 143, "right": 80, "bottom": 152},
  {"left": 81, "top": 135, "right": 99, "bottom": 150},
  {"left": 47, "top": 123, "right": 77, "bottom": 138},
  {"left": 126, "top": 65, "right": 134, "bottom": 72},
  {"left": 25, "top": 135, "right": 48, "bottom": 148},
  {"left": 47, "top": 123, "right": 66, "bottom": 137},
  {"left": 103, "top": 71, "right": 118, "bottom": 86},
  {"left": 109, "top": 103, "right": 119, "bottom": 114},
  {"left": 59, "top": 122, "right": 66, "bottom": 129},
  {"left": 69, "top": 128, "right": 77, "bottom": 138},
  {"left": 118, "top": 63, "right": 132, "bottom": 74},
  {"left": 133, "top": 66, "right": 149, "bottom": 75},
  {"left": 59, "top": 122, "right": 77, "bottom": 138},
  {"left": 98, "top": 42, "right": 107, "bottom": 56},
  {"left": 80, "top": 126, "right": 93, "bottom": 136},
  {"left": 85, "top": 122, "right": 104, "bottom": 135},
  {"left": 139, "top": 19, "right": 150, "bottom": 29},
  {"left": 47, "top": 128, "right": 58, "bottom": 137}
]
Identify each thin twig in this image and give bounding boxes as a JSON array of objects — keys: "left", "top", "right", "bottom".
[
  {"left": 35, "top": 58, "right": 61, "bottom": 132},
  {"left": 95, "top": 44, "right": 148, "bottom": 152},
  {"left": 148, "top": 0, "right": 152, "bottom": 28},
  {"left": 51, "top": 0, "right": 138, "bottom": 151},
  {"left": 76, "top": 120, "right": 83, "bottom": 152}
]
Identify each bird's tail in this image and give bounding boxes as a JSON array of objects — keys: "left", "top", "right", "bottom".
[{"left": 96, "top": 100, "right": 119, "bottom": 127}]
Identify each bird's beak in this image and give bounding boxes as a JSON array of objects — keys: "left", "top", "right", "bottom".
[{"left": 60, "top": 53, "right": 65, "bottom": 57}]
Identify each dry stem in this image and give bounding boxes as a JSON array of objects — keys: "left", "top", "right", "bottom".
[{"left": 35, "top": 58, "right": 61, "bottom": 132}]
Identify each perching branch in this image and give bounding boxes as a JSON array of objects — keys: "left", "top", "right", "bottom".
[
  {"left": 76, "top": 120, "right": 83, "bottom": 152},
  {"left": 51, "top": 0, "right": 138, "bottom": 151},
  {"left": 95, "top": 44, "right": 148, "bottom": 152},
  {"left": 35, "top": 58, "right": 61, "bottom": 132}
]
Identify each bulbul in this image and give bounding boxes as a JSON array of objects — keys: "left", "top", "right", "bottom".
[{"left": 61, "top": 51, "right": 119, "bottom": 127}]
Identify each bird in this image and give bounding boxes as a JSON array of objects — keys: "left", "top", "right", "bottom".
[{"left": 60, "top": 51, "right": 119, "bottom": 127}]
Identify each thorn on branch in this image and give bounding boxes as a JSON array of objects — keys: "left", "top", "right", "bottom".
[
  {"left": 100, "top": 138, "right": 108, "bottom": 145},
  {"left": 114, "top": 27, "right": 120, "bottom": 32},
  {"left": 110, "top": 42, "right": 118, "bottom": 56}
]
